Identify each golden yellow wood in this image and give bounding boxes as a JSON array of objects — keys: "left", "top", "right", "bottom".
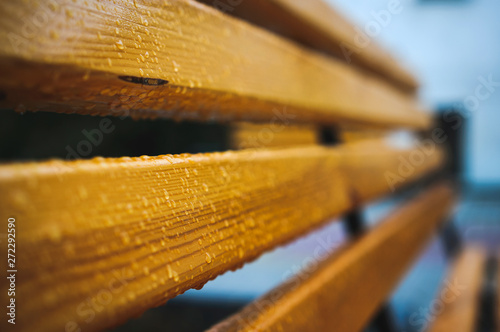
[
  {"left": 207, "top": 183, "right": 456, "bottom": 332},
  {"left": 230, "top": 123, "right": 319, "bottom": 149},
  {"left": 339, "top": 127, "right": 391, "bottom": 143},
  {"left": 0, "top": 0, "right": 429, "bottom": 128},
  {"left": 428, "top": 247, "right": 486, "bottom": 332},
  {"left": 198, "top": 0, "right": 419, "bottom": 92},
  {"left": 0, "top": 139, "right": 443, "bottom": 332}
]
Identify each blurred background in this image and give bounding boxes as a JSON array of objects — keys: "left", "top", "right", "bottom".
[
  {"left": 332, "top": 0, "right": 500, "bottom": 184},
  {"left": 1, "top": 0, "right": 499, "bottom": 331},
  {"left": 323, "top": 3, "right": 500, "bottom": 328}
]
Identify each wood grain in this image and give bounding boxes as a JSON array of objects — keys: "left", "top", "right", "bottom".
[
  {"left": 428, "top": 247, "right": 486, "bottom": 332},
  {"left": 0, "top": 139, "right": 443, "bottom": 332},
  {"left": 198, "top": 0, "right": 419, "bottom": 92},
  {"left": 0, "top": 0, "right": 430, "bottom": 128},
  {"left": 207, "top": 183, "right": 456, "bottom": 332}
]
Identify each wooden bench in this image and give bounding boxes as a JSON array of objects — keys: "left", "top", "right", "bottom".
[{"left": 0, "top": 0, "right": 490, "bottom": 331}]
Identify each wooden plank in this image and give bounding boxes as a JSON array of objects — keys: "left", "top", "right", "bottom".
[
  {"left": 230, "top": 123, "right": 319, "bottom": 149},
  {"left": 0, "top": 0, "right": 430, "bottom": 129},
  {"left": 428, "top": 247, "right": 486, "bottom": 332},
  {"left": 0, "top": 139, "right": 443, "bottom": 332},
  {"left": 198, "top": 0, "right": 419, "bottom": 92},
  {"left": 207, "top": 183, "right": 456, "bottom": 332},
  {"left": 340, "top": 127, "right": 390, "bottom": 143}
]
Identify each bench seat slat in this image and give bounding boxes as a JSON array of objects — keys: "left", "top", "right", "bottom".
[
  {"left": 198, "top": 0, "right": 419, "bottom": 92},
  {"left": 230, "top": 123, "right": 319, "bottom": 149},
  {"left": 0, "top": 0, "right": 429, "bottom": 128},
  {"left": 428, "top": 247, "right": 486, "bottom": 332},
  {"left": 0, "top": 139, "right": 443, "bottom": 332}
]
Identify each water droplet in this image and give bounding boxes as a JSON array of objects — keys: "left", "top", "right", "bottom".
[
  {"left": 49, "top": 30, "right": 59, "bottom": 40},
  {"left": 115, "top": 40, "right": 125, "bottom": 50},
  {"left": 172, "top": 60, "right": 180, "bottom": 72},
  {"left": 167, "top": 264, "right": 173, "bottom": 279},
  {"left": 48, "top": 2, "right": 59, "bottom": 11},
  {"left": 245, "top": 217, "right": 256, "bottom": 228},
  {"left": 120, "top": 232, "right": 131, "bottom": 244},
  {"left": 205, "top": 252, "right": 212, "bottom": 264}
]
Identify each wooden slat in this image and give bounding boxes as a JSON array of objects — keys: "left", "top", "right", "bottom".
[
  {"left": 0, "top": 139, "right": 443, "bottom": 332},
  {"left": 428, "top": 247, "right": 486, "bottom": 332},
  {"left": 0, "top": 0, "right": 430, "bottom": 129},
  {"left": 230, "top": 123, "right": 319, "bottom": 149},
  {"left": 207, "top": 183, "right": 456, "bottom": 332},
  {"left": 340, "top": 127, "right": 390, "bottom": 143},
  {"left": 198, "top": 0, "right": 419, "bottom": 92}
]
